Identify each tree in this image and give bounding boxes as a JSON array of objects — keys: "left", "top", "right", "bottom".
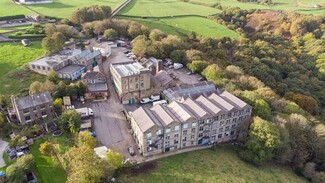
[
  {"left": 47, "top": 70, "right": 59, "bottom": 84},
  {"left": 170, "top": 50, "right": 186, "bottom": 65},
  {"left": 44, "top": 23, "right": 57, "bottom": 37},
  {"left": 52, "top": 32, "right": 65, "bottom": 52},
  {"left": 128, "top": 22, "right": 144, "bottom": 39},
  {"left": 77, "top": 131, "right": 96, "bottom": 148},
  {"left": 313, "top": 172, "right": 325, "bottom": 183},
  {"left": 187, "top": 60, "right": 209, "bottom": 73},
  {"left": 149, "top": 29, "right": 166, "bottom": 41},
  {"left": 285, "top": 92, "right": 319, "bottom": 115},
  {"left": 202, "top": 64, "right": 222, "bottom": 82},
  {"left": 104, "top": 29, "right": 118, "bottom": 40},
  {"left": 6, "top": 154, "right": 34, "bottom": 183},
  {"left": 0, "top": 95, "right": 7, "bottom": 108},
  {"left": 59, "top": 110, "right": 81, "bottom": 133},
  {"left": 39, "top": 141, "right": 55, "bottom": 156},
  {"left": 316, "top": 53, "right": 325, "bottom": 75},
  {"left": 42, "top": 80, "right": 55, "bottom": 93},
  {"left": 29, "top": 81, "right": 43, "bottom": 94},
  {"left": 131, "top": 35, "right": 149, "bottom": 58},
  {"left": 303, "top": 162, "right": 316, "bottom": 180},
  {"left": 53, "top": 98, "right": 63, "bottom": 115},
  {"left": 42, "top": 37, "right": 56, "bottom": 54},
  {"left": 106, "top": 149, "right": 123, "bottom": 170},
  {"left": 76, "top": 81, "right": 86, "bottom": 96},
  {"left": 0, "top": 112, "right": 6, "bottom": 127},
  {"left": 254, "top": 99, "right": 272, "bottom": 120},
  {"left": 6, "top": 164, "right": 24, "bottom": 183},
  {"left": 241, "top": 117, "right": 281, "bottom": 165},
  {"left": 65, "top": 146, "right": 109, "bottom": 183}
]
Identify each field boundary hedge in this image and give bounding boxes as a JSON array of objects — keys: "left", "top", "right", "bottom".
[{"left": 0, "top": 15, "right": 25, "bottom": 21}]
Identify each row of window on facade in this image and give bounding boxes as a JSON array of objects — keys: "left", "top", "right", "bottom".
[
  {"left": 145, "top": 115, "right": 248, "bottom": 139},
  {"left": 23, "top": 105, "right": 50, "bottom": 114},
  {"left": 31, "top": 64, "right": 51, "bottom": 71},
  {"left": 24, "top": 110, "right": 48, "bottom": 121}
]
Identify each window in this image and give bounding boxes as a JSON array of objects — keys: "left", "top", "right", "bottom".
[
  {"left": 165, "top": 128, "right": 171, "bottom": 133},
  {"left": 41, "top": 111, "right": 46, "bottom": 116},
  {"left": 37, "top": 66, "right": 40, "bottom": 69},
  {"left": 225, "top": 126, "right": 229, "bottom": 131},
  {"left": 183, "top": 123, "right": 188, "bottom": 129},
  {"left": 191, "top": 141, "right": 194, "bottom": 145},
  {"left": 25, "top": 116, "right": 31, "bottom": 121},
  {"left": 23, "top": 109, "right": 29, "bottom": 114},
  {"left": 191, "top": 128, "right": 196, "bottom": 133},
  {"left": 239, "top": 116, "right": 243, "bottom": 122},
  {"left": 136, "top": 84, "right": 139, "bottom": 89},
  {"left": 212, "top": 129, "right": 217, "bottom": 134},
  {"left": 165, "top": 135, "right": 170, "bottom": 140},
  {"left": 234, "top": 111, "right": 238, "bottom": 116},
  {"left": 156, "top": 129, "right": 162, "bottom": 136},
  {"left": 246, "top": 108, "right": 251, "bottom": 113},
  {"left": 226, "top": 120, "right": 230, "bottom": 125},
  {"left": 175, "top": 125, "right": 179, "bottom": 131},
  {"left": 174, "top": 139, "right": 178, "bottom": 144},
  {"left": 232, "top": 118, "right": 237, "bottom": 123},
  {"left": 198, "top": 133, "right": 203, "bottom": 138},
  {"left": 218, "top": 134, "right": 222, "bottom": 139},
  {"left": 212, "top": 122, "right": 217, "bottom": 129},
  {"left": 135, "top": 77, "right": 138, "bottom": 82},
  {"left": 207, "top": 119, "right": 211, "bottom": 124},
  {"left": 230, "top": 131, "right": 235, "bottom": 136},
  {"left": 183, "top": 130, "right": 187, "bottom": 136},
  {"left": 221, "top": 114, "right": 225, "bottom": 120},
  {"left": 212, "top": 135, "right": 216, "bottom": 140},
  {"left": 231, "top": 124, "right": 236, "bottom": 129},
  {"left": 191, "top": 135, "right": 195, "bottom": 140},
  {"left": 174, "top": 133, "right": 179, "bottom": 138},
  {"left": 239, "top": 110, "right": 243, "bottom": 115},
  {"left": 219, "top": 128, "right": 223, "bottom": 133},
  {"left": 141, "top": 83, "right": 144, "bottom": 88},
  {"left": 225, "top": 132, "right": 229, "bottom": 137},
  {"left": 147, "top": 146, "right": 153, "bottom": 152},
  {"left": 199, "top": 126, "right": 204, "bottom": 131},
  {"left": 199, "top": 120, "right": 204, "bottom": 125},
  {"left": 213, "top": 116, "right": 218, "bottom": 121},
  {"left": 219, "top": 121, "right": 224, "bottom": 126},
  {"left": 165, "top": 141, "right": 170, "bottom": 146},
  {"left": 227, "top": 113, "right": 232, "bottom": 118},
  {"left": 146, "top": 132, "right": 152, "bottom": 138},
  {"left": 192, "top": 122, "right": 196, "bottom": 127},
  {"left": 182, "top": 137, "right": 187, "bottom": 141},
  {"left": 183, "top": 143, "right": 186, "bottom": 147}
]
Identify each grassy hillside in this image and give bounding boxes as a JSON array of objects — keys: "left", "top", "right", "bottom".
[
  {"left": 126, "top": 16, "right": 239, "bottom": 39},
  {"left": 0, "top": 41, "right": 45, "bottom": 96},
  {"left": 118, "top": 0, "right": 221, "bottom": 17},
  {"left": 0, "top": 0, "right": 32, "bottom": 17},
  {"left": 118, "top": 146, "right": 307, "bottom": 183},
  {"left": 189, "top": 0, "right": 325, "bottom": 15}
]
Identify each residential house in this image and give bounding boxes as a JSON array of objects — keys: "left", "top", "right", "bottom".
[
  {"left": 110, "top": 61, "right": 151, "bottom": 104},
  {"left": 81, "top": 71, "right": 108, "bottom": 100},
  {"left": 129, "top": 89, "right": 252, "bottom": 156},
  {"left": 11, "top": 92, "right": 54, "bottom": 124},
  {"left": 91, "top": 42, "right": 112, "bottom": 57}
]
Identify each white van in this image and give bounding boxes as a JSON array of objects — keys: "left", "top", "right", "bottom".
[{"left": 153, "top": 100, "right": 167, "bottom": 106}]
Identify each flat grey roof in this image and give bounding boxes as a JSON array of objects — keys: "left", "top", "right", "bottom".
[
  {"left": 57, "top": 65, "right": 85, "bottom": 75},
  {"left": 14, "top": 91, "right": 52, "bottom": 110},
  {"left": 30, "top": 49, "right": 81, "bottom": 67},
  {"left": 111, "top": 61, "right": 149, "bottom": 77},
  {"left": 87, "top": 83, "right": 108, "bottom": 92}
]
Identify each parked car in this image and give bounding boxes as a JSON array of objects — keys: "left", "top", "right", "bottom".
[
  {"left": 128, "top": 146, "right": 135, "bottom": 156},
  {"left": 150, "top": 95, "right": 160, "bottom": 101},
  {"left": 140, "top": 98, "right": 151, "bottom": 104},
  {"left": 174, "top": 63, "right": 183, "bottom": 70},
  {"left": 153, "top": 100, "right": 167, "bottom": 106},
  {"left": 124, "top": 50, "right": 131, "bottom": 54},
  {"left": 187, "top": 71, "right": 194, "bottom": 75}
]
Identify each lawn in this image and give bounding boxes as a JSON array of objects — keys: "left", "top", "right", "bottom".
[
  {"left": 0, "top": 0, "right": 32, "bottom": 17},
  {"left": 30, "top": 139, "right": 67, "bottom": 183},
  {"left": 118, "top": 0, "right": 221, "bottom": 17},
  {"left": 26, "top": 0, "right": 126, "bottom": 19},
  {"left": 126, "top": 16, "right": 239, "bottom": 39},
  {"left": 0, "top": 41, "right": 45, "bottom": 96},
  {"left": 189, "top": 0, "right": 325, "bottom": 15},
  {"left": 118, "top": 145, "right": 307, "bottom": 183}
]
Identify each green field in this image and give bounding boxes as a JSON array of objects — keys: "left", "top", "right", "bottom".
[
  {"left": 0, "top": 0, "right": 32, "bottom": 17},
  {"left": 30, "top": 139, "right": 67, "bottom": 183},
  {"left": 189, "top": 0, "right": 325, "bottom": 15},
  {"left": 118, "top": 146, "right": 307, "bottom": 183},
  {"left": 0, "top": 41, "right": 45, "bottom": 96},
  {"left": 126, "top": 16, "right": 239, "bottom": 38},
  {"left": 118, "top": 0, "right": 221, "bottom": 17},
  {"left": 27, "top": 0, "right": 125, "bottom": 18}
]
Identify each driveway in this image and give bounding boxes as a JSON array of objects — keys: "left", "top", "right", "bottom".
[{"left": 0, "top": 140, "right": 8, "bottom": 168}]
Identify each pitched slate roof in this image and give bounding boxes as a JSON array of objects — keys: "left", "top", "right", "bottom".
[{"left": 13, "top": 91, "right": 52, "bottom": 110}]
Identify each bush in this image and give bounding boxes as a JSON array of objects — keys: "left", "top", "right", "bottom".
[{"left": 0, "top": 15, "right": 25, "bottom": 21}]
